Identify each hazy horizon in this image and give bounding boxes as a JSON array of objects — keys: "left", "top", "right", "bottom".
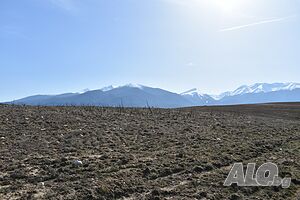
[
  {"left": 1, "top": 0, "right": 300, "bottom": 102},
  {"left": 2, "top": 82, "right": 300, "bottom": 102}
]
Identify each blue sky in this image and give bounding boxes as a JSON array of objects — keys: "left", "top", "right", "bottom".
[{"left": 1, "top": 0, "right": 300, "bottom": 101}]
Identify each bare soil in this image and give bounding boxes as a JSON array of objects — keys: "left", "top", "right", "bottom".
[{"left": 0, "top": 103, "right": 299, "bottom": 199}]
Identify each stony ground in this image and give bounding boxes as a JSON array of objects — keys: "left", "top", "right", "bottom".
[{"left": 0, "top": 103, "right": 299, "bottom": 199}]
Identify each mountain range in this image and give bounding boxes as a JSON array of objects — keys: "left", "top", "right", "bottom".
[{"left": 6, "top": 83, "right": 300, "bottom": 108}]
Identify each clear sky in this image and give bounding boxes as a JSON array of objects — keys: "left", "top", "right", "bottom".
[{"left": 1, "top": 0, "right": 300, "bottom": 102}]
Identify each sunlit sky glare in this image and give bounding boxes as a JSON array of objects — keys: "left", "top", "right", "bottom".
[{"left": 1, "top": 0, "right": 300, "bottom": 101}]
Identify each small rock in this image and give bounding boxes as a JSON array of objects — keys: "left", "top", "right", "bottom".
[
  {"left": 74, "top": 160, "right": 83, "bottom": 166},
  {"left": 216, "top": 138, "right": 221, "bottom": 141},
  {"left": 39, "top": 182, "right": 45, "bottom": 187},
  {"left": 270, "top": 156, "right": 277, "bottom": 160}
]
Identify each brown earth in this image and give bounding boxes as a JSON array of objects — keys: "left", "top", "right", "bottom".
[{"left": 0, "top": 103, "right": 299, "bottom": 200}]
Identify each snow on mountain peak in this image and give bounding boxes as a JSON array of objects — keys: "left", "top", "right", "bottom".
[
  {"left": 181, "top": 88, "right": 204, "bottom": 96},
  {"left": 123, "top": 83, "right": 144, "bottom": 89},
  {"left": 208, "top": 82, "right": 300, "bottom": 100},
  {"left": 281, "top": 82, "right": 300, "bottom": 91},
  {"left": 216, "top": 82, "right": 300, "bottom": 99},
  {"left": 80, "top": 88, "right": 90, "bottom": 93},
  {"left": 100, "top": 85, "right": 115, "bottom": 92},
  {"left": 99, "top": 84, "right": 146, "bottom": 92}
]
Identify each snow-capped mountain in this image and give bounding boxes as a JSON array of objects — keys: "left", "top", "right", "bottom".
[
  {"left": 181, "top": 88, "right": 216, "bottom": 105},
  {"left": 100, "top": 85, "right": 115, "bottom": 92},
  {"left": 216, "top": 83, "right": 300, "bottom": 99},
  {"left": 10, "top": 84, "right": 191, "bottom": 108},
  {"left": 213, "top": 82, "right": 300, "bottom": 105},
  {"left": 6, "top": 82, "right": 300, "bottom": 107},
  {"left": 179, "top": 82, "right": 300, "bottom": 105}
]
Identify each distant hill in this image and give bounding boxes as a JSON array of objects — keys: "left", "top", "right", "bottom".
[{"left": 9, "top": 84, "right": 192, "bottom": 108}]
